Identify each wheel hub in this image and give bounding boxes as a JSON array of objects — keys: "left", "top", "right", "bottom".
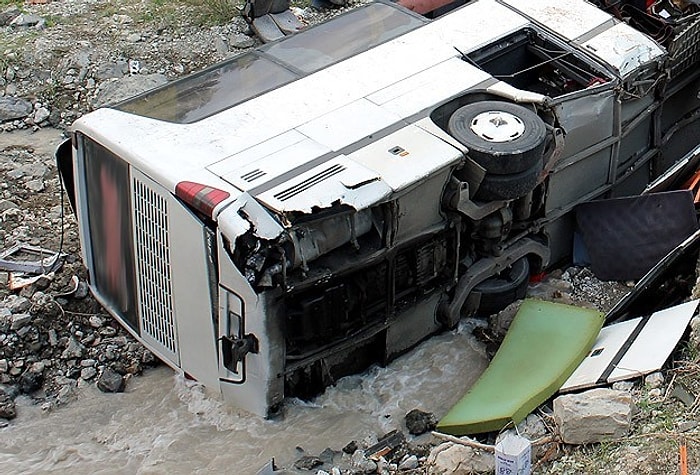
[{"left": 470, "top": 110, "right": 525, "bottom": 142}]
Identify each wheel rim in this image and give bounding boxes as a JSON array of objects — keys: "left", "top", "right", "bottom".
[{"left": 469, "top": 111, "right": 525, "bottom": 142}]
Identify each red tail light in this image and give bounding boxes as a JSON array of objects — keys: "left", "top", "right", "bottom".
[{"left": 175, "top": 181, "right": 230, "bottom": 219}]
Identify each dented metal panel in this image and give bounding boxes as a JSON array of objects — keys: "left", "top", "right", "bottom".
[
  {"left": 582, "top": 22, "right": 665, "bottom": 78},
  {"left": 552, "top": 88, "right": 616, "bottom": 161}
]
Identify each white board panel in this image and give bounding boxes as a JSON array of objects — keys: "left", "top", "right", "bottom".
[
  {"left": 608, "top": 299, "right": 699, "bottom": 382},
  {"left": 560, "top": 317, "right": 640, "bottom": 392}
]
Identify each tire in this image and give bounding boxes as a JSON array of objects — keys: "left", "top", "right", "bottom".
[
  {"left": 474, "top": 256, "right": 530, "bottom": 316},
  {"left": 474, "top": 161, "right": 541, "bottom": 201},
  {"left": 448, "top": 101, "right": 547, "bottom": 175}
]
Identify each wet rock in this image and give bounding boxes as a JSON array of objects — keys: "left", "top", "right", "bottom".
[
  {"left": 18, "top": 368, "right": 43, "bottom": 393},
  {"left": 553, "top": 388, "right": 632, "bottom": 444},
  {"left": 0, "top": 359, "right": 7, "bottom": 373},
  {"left": 97, "top": 367, "right": 125, "bottom": 393},
  {"left": 0, "top": 391, "right": 16, "bottom": 420},
  {"left": 294, "top": 455, "right": 323, "bottom": 470},
  {"left": 426, "top": 442, "right": 494, "bottom": 474},
  {"left": 405, "top": 408, "right": 437, "bottom": 435}
]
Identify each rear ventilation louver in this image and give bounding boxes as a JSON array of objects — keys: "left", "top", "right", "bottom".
[
  {"left": 274, "top": 164, "right": 345, "bottom": 201},
  {"left": 241, "top": 168, "right": 267, "bottom": 183},
  {"left": 133, "top": 177, "right": 179, "bottom": 361}
]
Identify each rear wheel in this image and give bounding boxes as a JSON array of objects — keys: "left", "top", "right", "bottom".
[
  {"left": 474, "top": 162, "right": 541, "bottom": 201},
  {"left": 474, "top": 256, "right": 530, "bottom": 316}
]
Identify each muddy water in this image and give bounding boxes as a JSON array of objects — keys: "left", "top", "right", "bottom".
[{"left": 0, "top": 323, "right": 487, "bottom": 474}]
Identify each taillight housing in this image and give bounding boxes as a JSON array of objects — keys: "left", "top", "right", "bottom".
[{"left": 175, "top": 181, "right": 230, "bottom": 219}]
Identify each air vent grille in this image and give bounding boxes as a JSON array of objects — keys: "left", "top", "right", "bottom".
[
  {"left": 274, "top": 164, "right": 345, "bottom": 201},
  {"left": 241, "top": 169, "right": 267, "bottom": 183},
  {"left": 133, "top": 177, "right": 179, "bottom": 360}
]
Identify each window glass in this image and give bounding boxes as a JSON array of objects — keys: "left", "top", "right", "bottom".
[
  {"left": 263, "top": 3, "right": 425, "bottom": 73},
  {"left": 116, "top": 54, "right": 298, "bottom": 123}
]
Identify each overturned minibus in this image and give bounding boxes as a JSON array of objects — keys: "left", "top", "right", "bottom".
[{"left": 57, "top": 0, "right": 700, "bottom": 416}]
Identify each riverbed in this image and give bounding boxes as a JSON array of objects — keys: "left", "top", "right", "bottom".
[{"left": 0, "top": 322, "right": 487, "bottom": 474}]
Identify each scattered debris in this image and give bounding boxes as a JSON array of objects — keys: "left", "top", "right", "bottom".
[
  {"left": 365, "top": 430, "right": 405, "bottom": 461},
  {"left": 494, "top": 432, "right": 531, "bottom": 475}
]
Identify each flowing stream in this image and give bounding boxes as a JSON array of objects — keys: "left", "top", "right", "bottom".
[{"left": 0, "top": 323, "right": 487, "bottom": 474}]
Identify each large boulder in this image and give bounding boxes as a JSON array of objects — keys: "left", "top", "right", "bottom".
[
  {"left": 553, "top": 388, "right": 632, "bottom": 444},
  {"left": 0, "top": 97, "right": 33, "bottom": 122}
]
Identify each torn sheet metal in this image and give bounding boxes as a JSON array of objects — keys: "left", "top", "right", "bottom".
[
  {"left": 561, "top": 300, "right": 700, "bottom": 392},
  {"left": 256, "top": 156, "right": 391, "bottom": 214},
  {"left": 575, "top": 190, "right": 699, "bottom": 281},
  {"left": 582, "top": 22, "right": 665, "bottom": 78}
]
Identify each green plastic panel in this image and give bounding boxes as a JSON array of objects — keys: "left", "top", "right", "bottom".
[{"left": 437, "top": 299, "right": 604, "bottom": 435}]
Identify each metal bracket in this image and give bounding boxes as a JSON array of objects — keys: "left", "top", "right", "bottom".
[
  {"left": 449, "top": 177, "right": 509, "bottom": 220},
  {"left": 0, "top": 244, "right": 64, "bottom": 275},
  {"left": 221, "top": 333, "right": 259, "bottom": 374}
]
